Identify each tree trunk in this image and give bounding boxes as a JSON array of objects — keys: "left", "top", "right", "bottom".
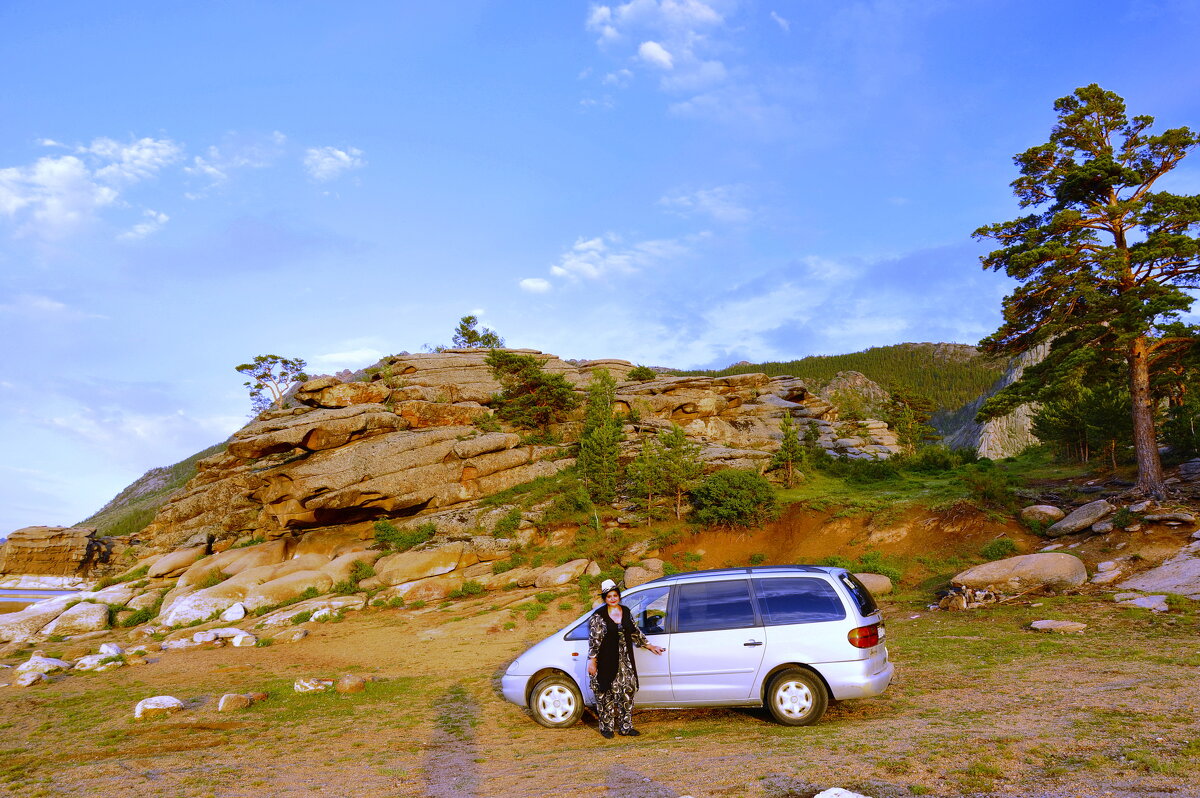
[{"left": 1129, "top": 336, "right": 1165, "bottom": 497}]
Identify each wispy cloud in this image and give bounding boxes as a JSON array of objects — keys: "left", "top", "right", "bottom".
[
  {"left": 638, "top": 40, "right": 674, "bottom": 69},
  {"left": 117, "top": 209, "right": 169, "bottom": 241},
  {"left": 770, "top": 10, "right": 790, "bottom": 32},
  {"left": 184, "top": 130, "right": 287, "bottom": 194},
  {"left": 659, "top": 185, "right": 750, "bottom": 223},
  {"left": 81, "top": 137, "right": 182, "bottom": 184},
  {"left": 303, "top": 146, "right": 366, "bottom": 182},
  {"left": 518, "top": 277, "right": 552, "bottom": 293},
  {"left": 0, "top": 293, "right": 107, "bottom": 321},
  {"left": 547, "top": 232, "right": 700, "bottom": 282}
]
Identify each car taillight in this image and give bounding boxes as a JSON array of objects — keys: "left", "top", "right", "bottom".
[{"left": 847, "top": 623, "right": 880, "bottom": 649}]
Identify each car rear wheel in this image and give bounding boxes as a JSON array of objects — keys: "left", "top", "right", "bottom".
[
  {"left": 529, "top": 675, "right": 583, "bottom": 728},
  {"left": 766, "top": 668, "right": 828, "bottom": 726}
]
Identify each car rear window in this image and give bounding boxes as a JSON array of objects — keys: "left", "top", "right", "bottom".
[
  {"left": 838, "top": 572, "right": 880, "bottom": 617},
  {"left": 675, "top": 580, "right": 757, "bottom": 632},
  {"left": 753, "top": 577, "right": 846, "bottom": 624}
]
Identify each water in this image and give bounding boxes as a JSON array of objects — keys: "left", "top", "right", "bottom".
[{"left": 0, "top": 588, "right": 76, "bottom": 615}]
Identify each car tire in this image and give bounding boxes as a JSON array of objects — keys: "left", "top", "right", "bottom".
[
  {"left": 766, "top": 668, "right": 828, "bottom": 726},
  {"left": 529, "top": 674, "right": 583, "bottom": 728}
]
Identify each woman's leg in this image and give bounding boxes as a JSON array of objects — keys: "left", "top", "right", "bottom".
[{"left": 594, "top": 688, "right": 617, "bottom": 735}]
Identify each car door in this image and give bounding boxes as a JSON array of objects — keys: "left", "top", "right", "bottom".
[{"left": 667, "top": 579, "right": 766, "bottom": 702}]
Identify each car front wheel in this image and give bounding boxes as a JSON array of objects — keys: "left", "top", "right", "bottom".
[
  {"left": 529, "top": 675, "right": 583, "bottom": 728},
  {"left": 766, "top": 668, "right": 828, "bottom": 726}
]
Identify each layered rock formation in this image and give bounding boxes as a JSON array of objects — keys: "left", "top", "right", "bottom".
[
  {"left": 942, "top": 343, "right": 1048, "bottom": 458},
  {"left": 136, "top": 351, "right": 901, "bottom": 553},
  {"left": 0, "top": 526, "right": 110, "bottom": 578}
]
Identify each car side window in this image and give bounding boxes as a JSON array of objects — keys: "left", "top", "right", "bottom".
[
  {"left": 753, "top": 577, "right": 847, "bottom": 624},
  {"left": 625, "top": 586, "right": 670, "bottom": 635},
  {"left": 674, "top": 580, "right": 757, "bottom": 633}
]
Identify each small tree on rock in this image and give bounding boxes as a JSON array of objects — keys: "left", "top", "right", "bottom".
[
  {"left": 769, "top": 414, "right": 804, "bottom": 487},
  {"left": 485, "top": 350, "right": 579, "bottom": 429},
  {"left": 578, "top": 369, "right": 623, "bottom": 504},
  {"left": 236, "top": 355, "right": 308, "bottom": 414},
  {"left": 452, "top": 314, "right": 505, "bottom": 349}
]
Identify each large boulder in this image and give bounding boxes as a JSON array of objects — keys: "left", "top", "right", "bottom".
[
  {"left": 148, "top": 546, "right": 208, "bottom": 579},
  {"left": 1046, "top": 500, "right": 1114, "bottom": 537},
  {"left": 853, "top": 573, "right": 893, "bottom": 595},
  {"left": 134, "top": 696, "right": 185, "bottom": 720},
  {"left": 1118, "top": 540, "right": 1200, "bottom": 599},
  {"left": 361, "top": 543, "right": 474, "bottom": 589},
  {"left": 952, "top": 553, "right": 1087, "bottom": 592},
  {"left": 534, "top": 559, "right": 590, "bottom": 589},
  {"left": 39, "top": 601, "right": 110, "bottom": 636},
  {"left": 160, "top": 588, "right": 239, "bottom": 627},
  {"left": 0, "top": 600, "right": 72, "bottom": 643},
  {"left": 1020, "top": 505, "right": 1065, "bottom": 525},
  {"left": 242, "top": 571, "right": 334, "bottom": 611}
]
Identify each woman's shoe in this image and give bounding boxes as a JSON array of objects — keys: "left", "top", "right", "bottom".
[
  {"left": 618, "top": 729, "right": 641, "bottom": 736},
  {"left": 600, "top": 729, "right": 614, "bottom": 739}
]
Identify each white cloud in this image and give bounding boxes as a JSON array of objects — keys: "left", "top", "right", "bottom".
[
  {"left": 184, "top": 131, "right": 288, "bottom": 194},
  {"left": 659, "top": 185, "right": 750, "bottom": 223},
  {"left": 117, "top": 209, "right": 169, "bottom": 241},
  {"left": 310, "top": 347, "right": 387, "bottom": 369},
  {"left": 40, "top": 406, "right": 241, "bottom": 468},
  {"left": 303, "top": 146, "right": 366, "bottom": 182},
  {"left": 519, "top": 277, "right": 552, "bottom": 293},
  {"left": 82, "top": 137, "right": 182, "bottom": 184},
  {"left": 603, "top": 68, "right": 634, "bottom": 86},
  {"left": 0, "top": 155, "right": 118, "bottom": 239},
  {"left": 548, "top": 233, "right": 697, "bottom": 281},
  {"left": 638, "top": 40, "right": 674, "bottom": 69},
  {"left": 770, "top": 11, "right": 790, "bottom": 32}
]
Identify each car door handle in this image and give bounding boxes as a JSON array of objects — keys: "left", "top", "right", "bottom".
[{"left": 743, "top": 640, "right": 763, "bottom": 647}]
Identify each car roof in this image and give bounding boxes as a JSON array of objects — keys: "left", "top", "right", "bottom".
[{"left": 635, "top": 564, "right": 841, "bottom": 589}]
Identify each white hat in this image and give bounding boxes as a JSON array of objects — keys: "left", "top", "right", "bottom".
[{"left": 599, "top": 579, "right": 618, "bottom": 594}]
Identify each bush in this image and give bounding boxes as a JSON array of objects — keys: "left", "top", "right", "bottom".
[
  {"left": 485, "top": 350, "right": 581, "bottom": 429},
  {"left": 291, "top": 611, "right": 313, "bottom": 625},
  {"left": 855, "top": 550, "right": 903, "bottom": 582},
  {"left": 448, "top": 580, "right": 486, "bottom": 599},
  {"left": 349, "top": 560, "right": 376, "bottom": 583},
  {"left": 493, "top": 508, "right": 523, "bottom": 537},
  {"left": 980, "top": 538, "right": 1018, "bottom": 560},
  {"left": 374, "top": 520, "right": 437, "bottom": 551},
  {"left": 627, "top": 365, "right": 657, "bottom": 381},
  {"left": 901, "top": 445, "right": 976, "bottom": 473},
  {"left": 689, "top": 470, "right": 779, "bottom": 528},
  {"left": 962, "top": 464, "right": 1019, "bottom": 510}
]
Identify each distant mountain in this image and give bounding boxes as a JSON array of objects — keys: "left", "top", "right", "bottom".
[{"left": 674, "top": 343, "right": 1004, "bottom": 412}]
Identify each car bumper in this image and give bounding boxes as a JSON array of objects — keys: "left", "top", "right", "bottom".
[
  {"left": 501, "top": 672, "right": 529, "bottom": 707},
  {"left": 821, "top": 656, "right": 895, "bottom": 700}
]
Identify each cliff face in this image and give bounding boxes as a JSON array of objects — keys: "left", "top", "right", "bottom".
[
  {"left": 134, "top": 350, "right": 902, "bottom": 554},
  {"left": 941, "top": 343, "right": 1049, "bottom": 458},
  {"left": 0, "top": 526, "right": 110, "bottom": 577}
]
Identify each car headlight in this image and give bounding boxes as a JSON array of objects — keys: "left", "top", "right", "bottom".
[{"left": 506, "top": 659, "right": 520, "bottom": 674}]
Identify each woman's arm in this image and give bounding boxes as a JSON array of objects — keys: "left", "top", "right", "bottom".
[{"left": 587, "top": 612, "right": 604, "bottom": 675}]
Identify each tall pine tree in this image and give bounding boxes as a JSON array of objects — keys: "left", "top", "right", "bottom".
[
  {"left": 974, "top": 85, "right": 1200, "bottom": 496},
  {"left": 578, "top": 369, "right": 623, "bottom": 504}
]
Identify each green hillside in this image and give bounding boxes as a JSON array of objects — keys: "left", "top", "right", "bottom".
[{"left": 675, "top": 343, "right": 1004, "bottom": 411}]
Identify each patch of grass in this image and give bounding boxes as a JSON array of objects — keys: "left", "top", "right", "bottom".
[
  {"left": 196, "top": 570, "right": 229, "bottom": 589},
  {"left": 448, "top": 580, "right": 485, "bottom": 599},
  {"left": 374, "top": 520, "right": 437, "bottom": 552},
  {"left": 91, "top": 563, "right": 150, "bottom": 591},
  {"left": 252, "top": 586, "right": 323, "bottom": 617},
  {"left": 492, "top": 507, "right": 523, "bottom": 537},
  {"left": 980, "top": 537, "right": 1018, "bottom": 560},
  {"left": 291, "top": 611, "right": 313, "bottom": 625},
  {"left": 231, "top": 535, "right": 266, "bottom": 549}
]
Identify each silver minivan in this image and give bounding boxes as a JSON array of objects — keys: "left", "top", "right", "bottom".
[{"left": 501, "top": 565, "right": 894, "bottom": 728}]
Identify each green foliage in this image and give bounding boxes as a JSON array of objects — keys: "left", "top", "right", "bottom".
[
  {"left": 408, "top": 600, "right": 427, "bottom": 610},
  {"left": 689, "top": 469, "right": 779, "bottom": 528},
  {"left": 627, "top": 365, "right": 657, "bottom": 381},
  {"left": 492, "top": 507, "right": 523, "bottom": 537},
  {"left": 196, "top": 571, "right": 228, "bottom": 590},
  {"left": 578, "top": 369, "right": 623, "bottom": 504},
  {"left": 769, "top": 415, "right": 804, "bottom": 487},
  {"left": 817, "top": 456, "right": 901, "bottom": 484},
  {"left": 822, "top": 550, "right": 903, "bottom": 582},
  {"left": 252, "top": 586, "right": 322, "bottom": 617},
  {"left": 291, "top": 611, "right": 313, "bottom": 625},
  {"left": 91, "top": 564, "right": 149, "bottom": 591},
  {"left": 484, "top": 350, "right": 580, "bottom": 429},
  {"left": 675, "top": 343, "right": 1003, "bottom": 414},
  {"left": 1111, "top": 507, "right": 1135, "bottom": 528},
  {"left": 974, "top": 84, "right": 1200, "bottom": 494},
  {"left": 119, "top": 590, "right": 165, "bottom": 627},
  {"left": 980, "top": 538, "right": 1019, "bottom": 561},
  {"left": 900, "top": 445, "right": 977, "bottom": 473},
  {"left": 231, "top": 535, "right": 266, "bottom": 549},
  {"left": 236, "top": 354, "right": 309, "bottom": 414},
  {"left": 628, "top": 424, "right": 704, "bottom": 520},
  {"left": 448, "top": 580, "right": 485, "bottom": 599},
  {"left": 540, "top": 479, "right": 595, "bottom": 527},
  {"left": 471, "top": 413, "right": 503, "bottom": 433},
  {"left": 349, "top": 560, "right": 376, "bottom": 583},
  {"left": 450, "top": 314, "right": 504, "bottom": 348},
  {"left": 884, "top": 390, "right": 941, "bottom": 451},
  {"left": 1031, "top": 380, "right": 1133, "bottom": 467},
  {"left": 961, "top": 462, "right": 1019, "bottom": 511},
  {"left": 748, "top": 553, "right": 766, "bottom": 566},
  {"left": 374, "top": 520, "right": 436, "bottom": 552}
]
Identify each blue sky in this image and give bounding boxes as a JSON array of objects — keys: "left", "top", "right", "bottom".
[{"left": 3, "top": 0, "right": 1199, "bottom": 534}]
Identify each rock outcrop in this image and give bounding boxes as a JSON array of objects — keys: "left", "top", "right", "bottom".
[
  {"left": 942, "top": 342, "right": 1048, "bottom": 459},
  {"left": 0, "top": 526, "right": 111, "bottom": 577},
  {"left": 952, "top": 553, "right": 1088, "bottom": 592}
]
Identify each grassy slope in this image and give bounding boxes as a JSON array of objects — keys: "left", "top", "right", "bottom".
[
  {"left": 80, "top": 441, "right": 228, "bottom": 538},
  {"left": 673, "top": 342, "right": 1004, "bottom": 412}
]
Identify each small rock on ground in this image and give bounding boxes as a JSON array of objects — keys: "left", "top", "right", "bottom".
[{"left": 1030, "top": 620, "right": 1087, "bottom": 634}]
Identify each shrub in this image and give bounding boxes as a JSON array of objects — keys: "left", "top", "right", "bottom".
[
  {"left": 196, "top": 571, "right": 229, "bottom": 590},
  {"left": 1111, "top": 507, "right": 1135, "bottom": 528},
  {"left": 962, "top": 465, "right": 1019, "bottom": 510},
  {"left": 901, "top": 445, "right": 974, "bottom": 473},
  {"left": 485, "top": 350, "right": 581, "bottom": 429},
  {"left": 448, "top": 580, "right": 486, "bottom": 599},
  {"left": 291, "top": 611, "right": 313, "bottom": 625},
  {"left": 748, "top": 553, "right": 766, "bottom": 566},
  {"left": 491, "top": 552, "right": 526, "bottom": 574},
  {"left": 349, "top": 559, "right": 376, "bottom": 583},
  {"left": 374, "top": 520, "right": 437, "bottom": 551},
  {"left": 980, "top": 538, "right": 1018, "bottom": 560},
  {"left": 408, "top": 600, "right": 426, "bottom": 610},
  {"left": 493, "top": 508, "right": 523, "bottom": 537},
  {"left": 689, "top": 470, "right": 779, "bottom": 528},
  {"left": 627, "top": 365, "right": 657, "bottom": 381},
  {"left": 855, "top": 550, "right": 904, "bottom": 583},
  {"left": 91, "top": 564, "right": 151, "bottom": 591}
]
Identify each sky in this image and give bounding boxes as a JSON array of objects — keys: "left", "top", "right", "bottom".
[{"left": 3, "top": 0, "right": 1200, "bottom": 535}]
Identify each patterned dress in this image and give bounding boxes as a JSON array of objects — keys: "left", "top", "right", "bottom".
[{"left": 588, "top": 607, "right": 651, "bottom": 734}]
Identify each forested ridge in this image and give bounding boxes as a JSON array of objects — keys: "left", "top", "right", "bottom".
[{"left": 675, "top": 342, "right": 1005, "bottom": 411}]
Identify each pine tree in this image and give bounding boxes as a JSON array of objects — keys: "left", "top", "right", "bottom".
[
  {"left": 578, "top": 369, "right": 623, "bottom": 504},
  {"left": 769, "top": 415, "right": 804, "bottom": 487},
  {"left": 627, "top": 424, "right": 704, "bottom": 520},
  {"left": 974, "top": 84, "right": 1200, "bottom": 497}
]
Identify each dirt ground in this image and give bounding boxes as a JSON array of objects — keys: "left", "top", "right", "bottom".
[{"left": 1, "top": 575, "right": 1197, "bottom": 798}]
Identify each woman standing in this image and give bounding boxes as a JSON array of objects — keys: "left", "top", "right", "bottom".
[{"left": 586, "top": 579, "right": 666, "bottom": 738}]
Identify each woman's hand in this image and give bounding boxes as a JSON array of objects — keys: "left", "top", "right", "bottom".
[
  {"left": 587, "top": 657, "right": 597, "bottom": 676},
  {"left": 649, "top": 644, "right": 665, "bottom": 656}
]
